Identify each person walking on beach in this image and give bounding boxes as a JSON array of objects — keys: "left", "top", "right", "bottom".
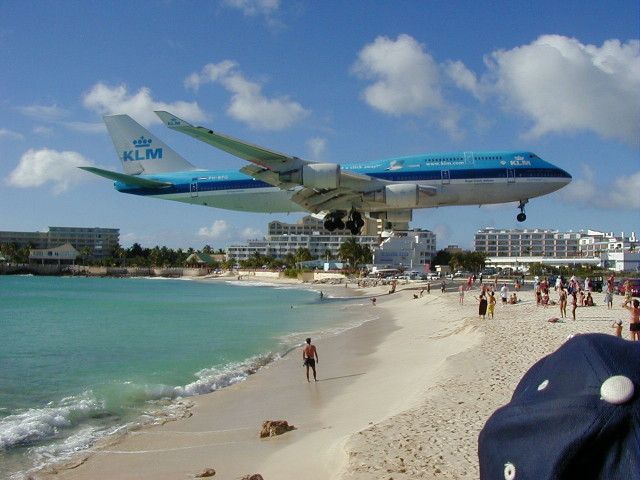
[
  {"left": 459, "top": 284, "right": 465, "bottom": 304},
  {"left": 604, "top": 287, "right": 613, "bottom": 309},
  {"left": 441, "top": 280, "right": 446, "bottom": 293},
  {"left": 500, "top": 284, "right": 509, "bottom": 305},
  {"left": 571, "top": 291, "right": 578, "bottom": 320},
  {"left": 427, "top": 281, "right": 431, "bottom": 294},
  {"left": 558, "top": 287, "right": 568, "bottom": 318},
  {"left": 477, "top": 294, "right": 488, "bottom": 320},
  {"left": 624, "top": 299, "right": 640, "bottom": 341},
  {"left": 488, "top": 292, "right": 496, "bottom": 319},
  {"left": 303, "top": 338, "right": 319, "bottom": 382}
]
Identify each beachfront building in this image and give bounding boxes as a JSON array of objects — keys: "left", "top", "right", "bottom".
[
  {"left": 226, "top": 216, "right": 380, "bottom": 262},
  {"left": 578, "top": 230, "right": 637, "bottom": 256},
  {"left": 475, "top": 227, "right": 639, "bottom": 272},
  {"left": 29, "top": 243, "right": 79, "bottom": 265},
  {"left": 372, "top": 229, "right": 437, "bottom": 270},
  {"left": 474, "top": 228, "right": 582, "bottom": 258},
  {"left": 0, "top": 226, "right": 119, "bottom": 260}
]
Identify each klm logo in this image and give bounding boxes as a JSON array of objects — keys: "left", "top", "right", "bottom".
[{"left": 122, "top": 136, "right": 163, "bottom": 162}]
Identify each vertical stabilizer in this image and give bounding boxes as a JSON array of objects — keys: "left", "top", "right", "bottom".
[{"left": 104, "top": 115, "right": 197, "bottom": 174}]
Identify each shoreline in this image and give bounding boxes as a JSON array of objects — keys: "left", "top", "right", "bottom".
[
  {"left": 35, "top": 282, "right": 476, "bottom": 479},
  {"left": 31, "top": 282, "right": 621, "bottom": 479}
]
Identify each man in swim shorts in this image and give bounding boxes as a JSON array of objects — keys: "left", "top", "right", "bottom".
[{"left": 303, "top": 337, "right": 319, "bottom": 382}]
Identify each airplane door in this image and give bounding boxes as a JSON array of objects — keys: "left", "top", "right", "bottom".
[
  {"left": 506, "top": 169, "right": 515, "bottom": 184},
  {"left": 190, "top": 178, "right": 199, "bottom": 197},
  {"left": 441, "top": 170, "right": 450, "bottom": 185},
  {"left": 464, "top": 152, "right": 474, "bottom": 165}
]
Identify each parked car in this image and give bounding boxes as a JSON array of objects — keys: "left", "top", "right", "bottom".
[{"left": 618, "top": 278, "right": 640, "bottom": 297}]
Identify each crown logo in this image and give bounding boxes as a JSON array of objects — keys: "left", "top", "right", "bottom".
[{"left": 132, "top": 136, "right": 152, "bottom": 148}]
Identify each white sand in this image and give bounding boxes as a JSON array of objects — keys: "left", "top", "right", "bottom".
[{"left": 37, "top": 282, "right": 622, "bottom": 479}]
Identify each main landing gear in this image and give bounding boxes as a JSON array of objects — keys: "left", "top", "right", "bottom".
[
  {"left": 324, "top": 211, "right": 364, "bottom": 235},
  {"left": 517, "top": 199, "right": 528, "bottom": 222}
]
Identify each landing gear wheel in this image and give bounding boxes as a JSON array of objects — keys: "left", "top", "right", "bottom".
[
  {"left": 324, "top": 219, "right": 336, "bottom": 231},
  {"left": 517, "top": 213, "right": 526, "bottom": 222},
  {"left": 335, "top": 219, "right": 345, "bottom": 230}
]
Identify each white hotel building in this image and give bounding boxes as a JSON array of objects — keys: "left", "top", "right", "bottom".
[
  {"left": 226, "top": 216, "right": 437, "bottom": 269},
  {"left": 474, "top": 228, "right": 639, "bottom": 272}
]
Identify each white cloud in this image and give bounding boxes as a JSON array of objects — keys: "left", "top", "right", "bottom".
[
  {"left": 33, "top": 126, "right": 53, "bottom": 136},
  {"left": 221, "top": 0, "right": 283, "bottom": 29},
  {"left": 610, "top": 171, "right": 640, "bottom": 209},
  {"left": 82, "top": 83, "right": 207, "bottom": 127},
  {"left": 445, "top": 60, "right": 485, "bottom": 100},
  {"left": 185, "top": 61, "right": 309, "bottom": 130},
  {"left": 222, "top": 0, "right": 280, "bottom": 17},
  {"left": 63, "top": 121, "right": 106, "bottom": 134},
  {"left": 198, "top": 220, "right": 263, "bottom": 243},
  {"left": 240, "top": 226, "right": 262, "bottom": 239},
  {"left": 0, "top": 128, "right": 23, "bottom": 140},
  {"left": 198, "top": 220, "right": 231, "bottom": 240},
  {"left": 17, "top": 104, "right": 68, "bottom": 121},
  {"left": 351, "top": 34, "right": 462, "bottom": 138},
  {"left": 307, "top": 137, "right": 327, "bottom": 159},
  {"left": 7, "top": 148, "right": 95, "bottom": 194},
  {"left": 352, "top": 34, "right": 444, "bottom": 116},
  {"left": 485, "top": 35, "right": 640, "bottom": 145},
  {"left": 558, "top": 163, "right": 597, "bottom": 204}
]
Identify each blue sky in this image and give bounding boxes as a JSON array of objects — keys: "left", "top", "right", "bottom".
[{"left": 1, "top": 0, "right": 638, "bottom": 250}]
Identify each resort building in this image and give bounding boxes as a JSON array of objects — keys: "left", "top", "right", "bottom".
[
  {"left": 29, "top": 243, "right": 79, "bottom": 265},
  {"left": 475, "top": 227, "right": 639, "bottom": 272},
  {"left": 0, "top": 226, "right": 119, "bottom": 259},
  {"left": 226, "top": 216, "right": 380, "bottom": 261},
  {"left": 372, "top": 230, "right": 437, "bottom": 270},
  {"left": 474, "top": 228, "right": 582, "bottom": 258}
]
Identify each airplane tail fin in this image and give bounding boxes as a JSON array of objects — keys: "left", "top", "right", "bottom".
[{"left": 103, "top": 115, "right": 197, "bottom": 175}]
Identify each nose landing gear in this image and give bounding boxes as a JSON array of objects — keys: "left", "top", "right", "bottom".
[{"left": 517, "top": 199, "right": 528, "bottom": 222}]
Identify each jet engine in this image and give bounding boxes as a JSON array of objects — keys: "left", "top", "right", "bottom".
[
  {"left": 302, "top": 163, "right": 340, "bottom": 189},
  {"left": 384, "top": 184, "right": 421, "bottom": 208}
]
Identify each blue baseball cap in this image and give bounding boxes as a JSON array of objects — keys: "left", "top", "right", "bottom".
[{"left": 478, "top": 333, "right": 639, "bottom": 479}]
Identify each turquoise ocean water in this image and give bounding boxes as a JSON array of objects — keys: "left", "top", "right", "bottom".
[{"left": 0, "top": 276, "right": 364, "bottom": 478}]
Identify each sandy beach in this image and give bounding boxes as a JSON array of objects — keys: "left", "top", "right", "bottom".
[{"left": 37, "top": 279, "right": 621, "bottom": 480}]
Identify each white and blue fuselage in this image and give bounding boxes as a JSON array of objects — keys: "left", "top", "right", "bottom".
[{"left": 114, "top": 151, "right": 571, "bottom": 213}]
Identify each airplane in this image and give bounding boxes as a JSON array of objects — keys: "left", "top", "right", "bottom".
[{"left": 81, "top": 112, "right": 572, "bottom": 234}]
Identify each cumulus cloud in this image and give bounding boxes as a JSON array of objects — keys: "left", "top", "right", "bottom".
[
  {"left": 0, "top": 128, "right": 23, "bottom": 140},
  {"left": 198, "top": 220, "right": 263, "bottom": 242},
  {"left": 444, "top": 60, "right": 485, "bottom": 100},
  {"left": 307, "top": 137, "right": 327, "bottom": 159},
  {"left": 82, "top": 83, "right": 207, "bottom": 126},
  {"left": 17, "top": 104, "right": 68, "bottom": 121},
  {"left": 33, "top": 126, "right": 53, "bottom": 136},
  {"left": 610, "top": 171, "right": 640, "bottom": 209},
  {"left": 185, "top": 61, "right": 309, "bottom": 130},
  {"left": 484, "top": 35, "right": 640, "bottom": 145},
  {"left": 351, "top": 34, "right": 462, "bottom": 138},
  {"left": 352, "top": 34, "right": 444, "bottom": 115},
  {"left": 198, "top": 220, "right": 231, "bottom": 240},
  {"left": 7, "top": 148, "right": 95, "bottom": 194}
]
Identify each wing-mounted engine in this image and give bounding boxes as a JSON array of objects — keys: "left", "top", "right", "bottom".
[
  {"left": 364, "top": 184, "right": 436, "bottom": 208},
  {"left": 280, "top": 163, "right": 341, "bottom": 190}
]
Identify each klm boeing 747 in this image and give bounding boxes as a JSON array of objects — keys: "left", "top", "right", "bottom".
[{"left": 81, "top": 112, "right": 572, "bottom": 234}]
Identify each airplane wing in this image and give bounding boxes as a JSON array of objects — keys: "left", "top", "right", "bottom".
[{"left": 155, "top": 111, "right": 435, "bottom": 214}]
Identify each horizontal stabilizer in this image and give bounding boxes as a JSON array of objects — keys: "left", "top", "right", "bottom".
[{"left": 79, "top": 167, "right": 173, "bottom": 188}]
